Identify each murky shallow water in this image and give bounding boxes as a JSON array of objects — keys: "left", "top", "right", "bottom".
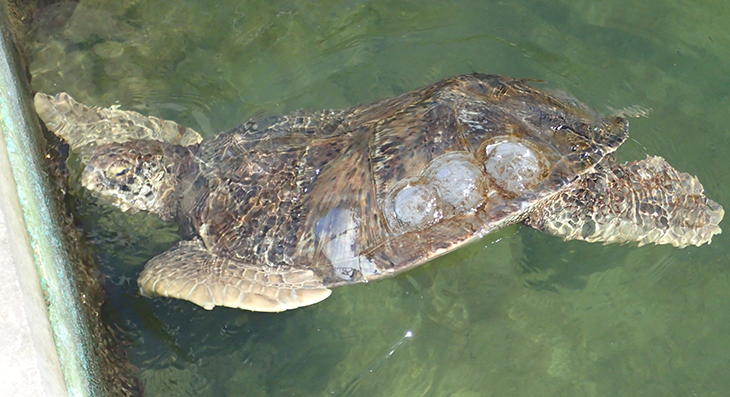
[{"left": 25, "top": 0, "right": 730, "bottom": 395}]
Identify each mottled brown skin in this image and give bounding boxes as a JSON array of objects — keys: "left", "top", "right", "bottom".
[
  {"left": 36, "top": 74, "right": 724, "bottom": 312},
  {"left": 526, "top": 156, "right": 724, "bottom": 247},
  {"left": 81, "top": 140, "right": 196, "bottom": 221}
]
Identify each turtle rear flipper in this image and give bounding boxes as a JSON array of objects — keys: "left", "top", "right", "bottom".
[
  {"left": 137, "top": 239, "right": 332, "bottom": 312},
  {"left": 526, "top": 156, "right": 724, "bottom": 248}
]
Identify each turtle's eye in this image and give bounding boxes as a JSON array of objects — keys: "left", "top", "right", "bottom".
[{"left": 106, "top": 164, "right": 131, "bottom": 179}]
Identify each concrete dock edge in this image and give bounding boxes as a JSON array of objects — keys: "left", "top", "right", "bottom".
[{"left": 0, "top": 1, "right": 99, "bottom": 395}]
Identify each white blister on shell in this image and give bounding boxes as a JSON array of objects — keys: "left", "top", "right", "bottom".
[
  {"left": 484, "top": 140, "right": 544, "bottom": 193},
  {"left": 424, "top": 152, "right": 484, "bottom": 212},
  {"left": 392, "top": 183, "right": 438, "bottom": 228}
]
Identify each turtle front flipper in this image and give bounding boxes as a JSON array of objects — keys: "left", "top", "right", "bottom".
[
  {"left": 525, "top": 156, "right": 724, "bottom": 248},
  {"left": 34, "top": 92, "right": 202, "bottom": 163},
  {"left": 138, "top": 239, "right": 331, "bottom": 312}
]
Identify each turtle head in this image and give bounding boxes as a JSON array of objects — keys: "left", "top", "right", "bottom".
[{"left": 81, "top": 140, "right": 194, "bottom": 221}]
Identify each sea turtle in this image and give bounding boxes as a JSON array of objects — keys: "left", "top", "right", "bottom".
[{"left": 35, "top": 74, "right": 724, "bottom": 312}]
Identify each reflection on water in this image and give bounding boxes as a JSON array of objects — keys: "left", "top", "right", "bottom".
[
  {"left": 25, "top": 0, "right": 730, "bottom": 395},
  {"left": 316, "top": 208, "right": 380, "bottom": 281}
]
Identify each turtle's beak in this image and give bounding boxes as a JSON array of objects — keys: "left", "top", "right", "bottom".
[
  {"left": 80, "top": 162, "right": 135, "bottom": 213},
  {"left": 81, "top": 163, "right": 107, "bottom": 192}
]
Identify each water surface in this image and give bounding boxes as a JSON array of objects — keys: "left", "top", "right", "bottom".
[{"left": 26, "top": 0, "right": 730, "bottom": 395}]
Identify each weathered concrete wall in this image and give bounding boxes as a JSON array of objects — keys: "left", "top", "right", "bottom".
[
  {"left": 0, "top": 1, "right": 72, "bottom": 394},
  {"left": 0, "top": 113, "right": 69, "bottom": 397},
  {"left": 0, "top": 1, "right": 130, "bottom": 395}
]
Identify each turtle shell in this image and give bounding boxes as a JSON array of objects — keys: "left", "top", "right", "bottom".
[{"left": 180, "top": 74, "right": 628, "bottom": 287}]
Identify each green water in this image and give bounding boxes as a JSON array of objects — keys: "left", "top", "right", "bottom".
[{"left": 25, "top": 0, "right": 730, "bottom": 395}]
